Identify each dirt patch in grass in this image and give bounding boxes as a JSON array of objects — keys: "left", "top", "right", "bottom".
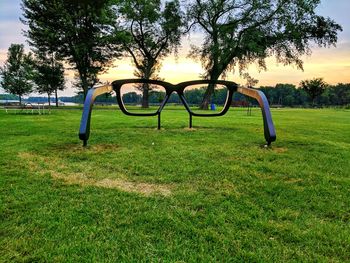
[
  {"left": 96, "top": 178, "right": 171, "bottom": 196},
  {"left": 50, "top": 143, "right": 120, "bottom": 153},
  {"left": 183, "top": 128, "right": 197, "bottom": 131},
  {"left": 272, "top": 147, "right": 288, "bottom": 153},
  {"left": 285, "top": 178, "right": 303, "bottom": 184},
  {"left": 18, "top": 151, "right": 172, "bottom": 196},
  {"left": 50, "top": 171, "right": 172, "bottom": 196},
  {"left": 18, "top": 152, "right": 42, "bottom": 171}
]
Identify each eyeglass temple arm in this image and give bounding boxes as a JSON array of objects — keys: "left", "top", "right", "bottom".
[
  {"left": 237, "top": 86, "right": 276, "bottom": 145},
  {"left": 79, "top": 84, "right": 113, "bottom": 146}
]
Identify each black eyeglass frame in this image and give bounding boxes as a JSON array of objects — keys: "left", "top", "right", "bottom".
[{"left": 79, "top": 79, "right": 276, "bottom": 146}]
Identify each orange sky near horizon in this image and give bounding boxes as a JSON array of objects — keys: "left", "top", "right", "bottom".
[
  {"left": 98, "top": 43, "right": 350, "bottom": 88},
  {"left": 1, "top": 41, "right": 349, "bottom": 88}
]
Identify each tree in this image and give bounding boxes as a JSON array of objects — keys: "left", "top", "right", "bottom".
[
  {"left": 22, "top": 0, "right": 123, "bottom": 98},
  {"left": 187, "top": 0, "right": 342, "bottom": 109},
  {"left": 275, "top": 83, "right": 297, "bottom": 105},
  {"left": 0, "top": 44, "right": 34, "bottom": 105},
  {"left": 122, "top": 92, "right": 142, "bottom": 104},
  {"left": 32, "top": 52, "right": 65, "bottom": 107},
  {"left": 118, "top": 0, "right": 183, "bottom": 108},
  {"left": 332, "top": 83, "right": 350, "bottom": 106},
  {"left": 300, "top": 78, "right": 327, "bottom": 106},
  {"left": 242, "top": 73, "right": 259, "bottom": 88}
]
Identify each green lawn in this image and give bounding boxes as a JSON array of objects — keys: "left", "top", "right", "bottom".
[{"left": 1, "top": 107, "right": 349, "bottom": 262}]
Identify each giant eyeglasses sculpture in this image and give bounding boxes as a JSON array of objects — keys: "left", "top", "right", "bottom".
[{"left": 79, "top": 79, "right": 276, "bottom": 146}]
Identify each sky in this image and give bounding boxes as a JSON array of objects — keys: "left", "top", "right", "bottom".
[{"left": 0, "top": 0, "right": 349, "bottom": 97}]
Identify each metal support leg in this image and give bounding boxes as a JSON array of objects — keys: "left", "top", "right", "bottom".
[
  {"left": 237, "top": 87, "right": 276, "bottom": 145},
  {"left": 189, "top": 114, "right": 193, "bottom": 128},
  {"left": 158, "top": 113, "right": 161, "bottom": 130},
  {"left": 79, "top": 85, "right": 114, "bottom": 146}
]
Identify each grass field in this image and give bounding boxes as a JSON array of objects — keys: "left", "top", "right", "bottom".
[{"left": 1, "top": 107, "right": 350, "bottom": 262}]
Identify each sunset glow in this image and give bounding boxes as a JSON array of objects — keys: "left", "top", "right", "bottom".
[{"left": 100, "top": 45, "right": 350, "bottom": 88}]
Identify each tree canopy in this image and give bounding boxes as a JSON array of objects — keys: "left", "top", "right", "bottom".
[
  {"left": 22, "top": 0, "right": 123, "bottom": 98},
  {"left": 32, "top": 52, "right": 65, "bottom": 106},
  {"left": 17, "top": 0, "right": 344, "bottom": 107},
  {"left": 117, "top": 0, "right": 183, "bottom": 107},
  {"left": 187, "top": 0, "right": 343, "bottom": 109},
  {"left": 300, "top": 77, "right": 327, "bottom": 105},
  {"left": 0, "top": 44, "right": 34, "bottom": 105}
]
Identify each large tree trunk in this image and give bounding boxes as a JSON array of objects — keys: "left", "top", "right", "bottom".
[
  {"left": 141, "top": 69, "right": 152, "bottom": 108},
  {"left": 141, "top": 83, "right": 149, "bottom": 108},
  {"left": 19, "top": 95, "right": 22, "bottom": 106},
  {"left": 79, "top": 70, "right": 89, "bottom": 100},
  {"left": 199, "top": 70, "right": 221, "bottom": 110},
  {"left": 312, "top": 97, "right": 317, "bottom": 107},
  {"left": 48, "top": 94, "right": 51, "bottom": 106},
  {"left": 55, "top": 89, "right": 58, "bottom": 107},
  {"left": 83, "top": 83, "right": 88, "bottom": 100},
  {"left": 199, "top": 83, "right": 215, "bottom": 110}
]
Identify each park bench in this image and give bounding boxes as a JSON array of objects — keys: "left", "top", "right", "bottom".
[{"left": 3, "top": 103, "right": 49, "bottom": 114}]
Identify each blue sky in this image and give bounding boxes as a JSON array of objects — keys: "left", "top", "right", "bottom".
[{"left": 0, "top": 0, "right": 349, "bottom": 96}]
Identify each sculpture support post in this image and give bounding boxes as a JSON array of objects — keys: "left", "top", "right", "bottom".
[
  {"left": 79, "top": 85, "right": 113, "bottom": 146},
  {"left": 237, "top": 87, "right": 276, "bottom": 145}
]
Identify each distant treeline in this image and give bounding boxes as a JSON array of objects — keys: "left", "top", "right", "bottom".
[
  {"left": 122, "top": 83, "right": 350, "bottom": 107},
  {"left": 1, "top": 83, "right": 349, "bottom": 107},
  {"left": 259, "top": 83, "right": 350, "bottom": 107},
  {"left": 59, "top": 93, "right": 115, "bottom": 104},
  {"left": 122, "top": 87, "right": 229, "bottom": 106},
  {"left": 0, "top": 94, "right": 19, "bottom": 100}
]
